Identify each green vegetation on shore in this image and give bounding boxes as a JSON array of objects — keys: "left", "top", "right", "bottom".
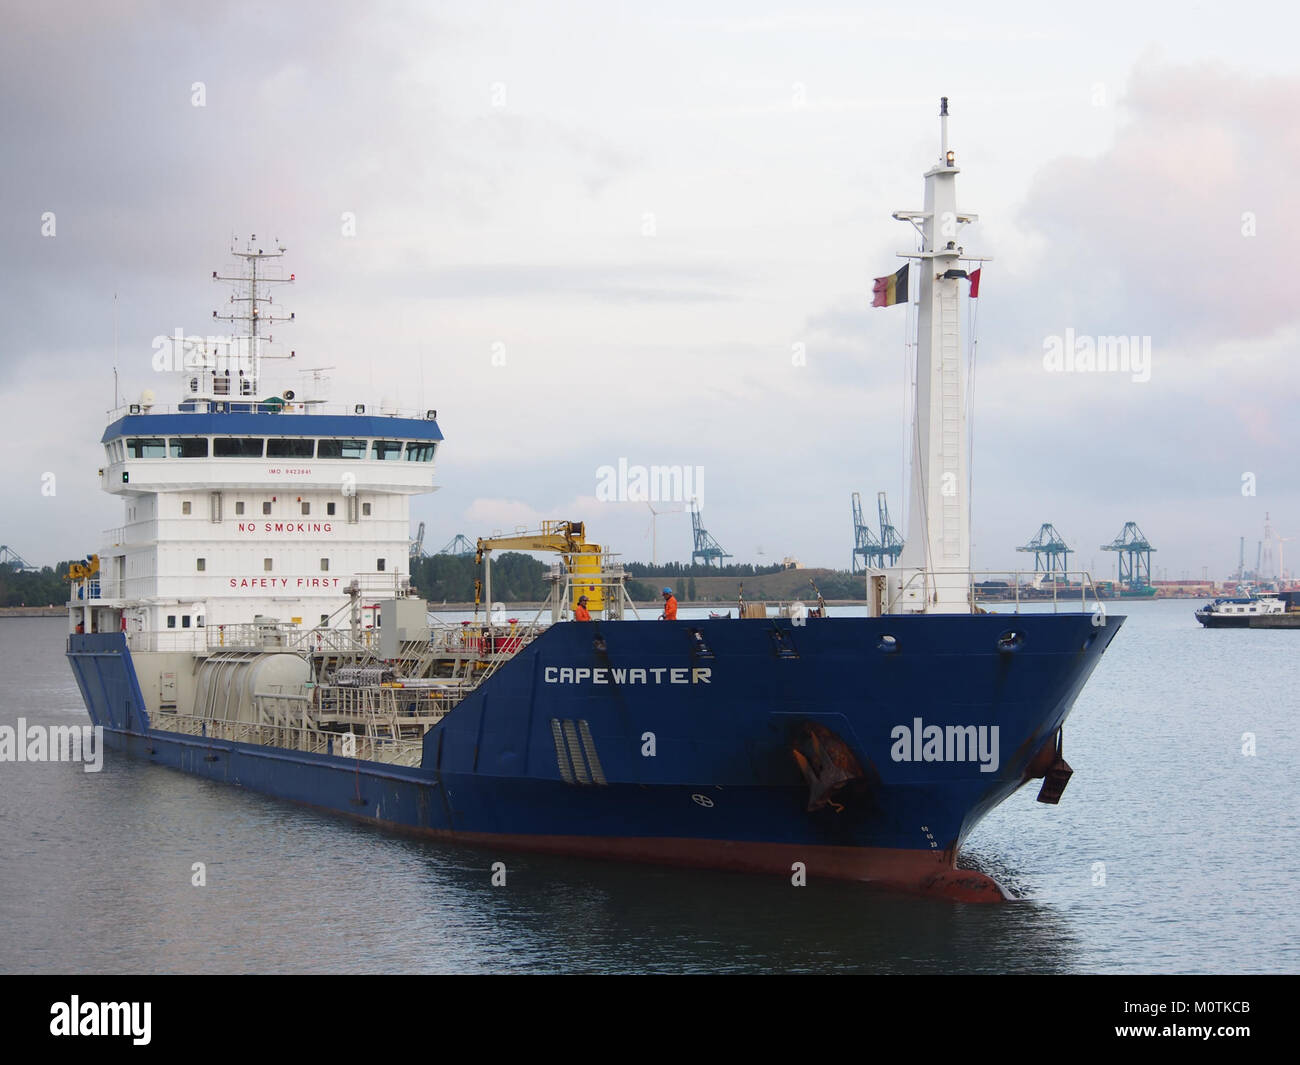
[
  {"left": 0, "top": 562, "right": 78, "bottom": 608},
  {"left": 410, "top": 554, "right": 867, "bottom": 604}
]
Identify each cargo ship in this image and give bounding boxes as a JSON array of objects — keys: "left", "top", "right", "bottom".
[{"left": 65, "top": 100, "right": 1123, "bottom": 902}]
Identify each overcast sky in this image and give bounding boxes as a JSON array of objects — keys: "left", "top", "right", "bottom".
[{"left": 2, "top": 0, "right": 1296, "bottom": 580}]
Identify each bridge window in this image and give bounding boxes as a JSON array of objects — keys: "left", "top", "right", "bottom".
[
  {"left": 362, "top": 502, "right": 372, "bottom": 516},
  {"left": 126, "top": 438, "right": 165, "bottom": 459},
  {"left": 235, "top": 501, "right": 245, "bottom": 515},
  {"left": 196, "top": 558, "right": 206, "bottom": 571},
  {"left": 182, "top": 616, "right": 192, "bottom": 628},
  {"left": 262, "top": 501, "right": 272, "bottom": 515},
  {"left": 377, "top": 558, "right": 386, "bottom": 571},
  {"left": 317, "top": 439, "right": 365, "bottom": 459},
  {"left": 404, "top": 442, "right": 437, "bottom": 462},
  {"left": 169, "top": 438, "right": 209, "bottom": 458},
  {"left": 214, "top": 438, "right": 265, "bottom": 458},
  {"left": 372, "top": 440, "right": 403, "bottom": 461},
  {"left": 326, "top": 502, "right": 336, "bottom": 516},
  {"left": 268, "top": 438, "right": 314, "bottom": 458},
  {"left": 264, "top": 558, "right": 273, "bottom": 571},
  {"left": 181, "top": 501, "right": 192, "bottom": 515},
  {"left": 167, "top": 615, "right": 176, "bottom": 628},
  {"left": 301, "top": 502, "right": 311, "bottom": 515},
  {"left": 320, "top": 558, "right": 330, "bottom": 572}
]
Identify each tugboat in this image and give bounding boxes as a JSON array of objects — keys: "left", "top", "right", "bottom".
[{"left": 64, "top": 102, "right": 1124, "bottom": 901}]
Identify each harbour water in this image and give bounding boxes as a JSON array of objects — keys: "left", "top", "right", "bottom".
[{"left": 1, "top": 602, "right": 1296, "bottom": 974}]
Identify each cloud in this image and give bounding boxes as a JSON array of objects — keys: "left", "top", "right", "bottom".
[{"left": 1017, "top": 61, "right": 1298, "bottom": 345}]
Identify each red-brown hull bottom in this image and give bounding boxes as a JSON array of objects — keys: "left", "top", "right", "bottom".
[{"left": 320, "top": 805, "right": 1011, "bottom": 903}]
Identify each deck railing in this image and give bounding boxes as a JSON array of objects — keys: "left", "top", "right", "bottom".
[
  {"left": 877, "top": 569, "right": 1106, "bottom": 616},
  {"left": 106, "top": 401, "right": 437, "bottom": 422}
]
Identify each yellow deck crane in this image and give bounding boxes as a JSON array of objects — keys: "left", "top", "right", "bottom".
[
  {"left": 65, "top": 555, "right": 101, "bottom": 582},
  {"left": 65, "top": 554, "right": 101, "bottom": 634},
  {"left": 474, "top": 520, "right": 628, "bottom": 621}
]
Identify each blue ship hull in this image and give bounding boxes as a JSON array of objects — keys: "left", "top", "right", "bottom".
[{"left": 67, "top": 612, "right": 1123, "bottom": 900}]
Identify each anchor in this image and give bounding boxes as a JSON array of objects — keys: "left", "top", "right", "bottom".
[
  {"left": 1034, "top": 729, "right": 1073, "bottom": 805},
  {"left": 791, "top": 722, "right": 866, "bottom": 812}
]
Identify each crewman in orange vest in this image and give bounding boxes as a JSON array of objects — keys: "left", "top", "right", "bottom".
[
  {"left": 660, "top": 587, "right": 678, "bottom": 620},
  {"left": 574, "top": 595, "right": 591, "bottom": 621}
]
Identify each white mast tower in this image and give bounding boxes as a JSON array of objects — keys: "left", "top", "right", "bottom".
[{"left": 889, "top": 97, "right": 983, "bottom": 614}]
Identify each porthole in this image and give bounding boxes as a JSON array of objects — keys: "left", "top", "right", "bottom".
[{"left": 997, "top": 630, "right": 1024, "bottom": 653}]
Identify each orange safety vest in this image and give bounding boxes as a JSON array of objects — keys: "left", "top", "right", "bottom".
[
  {"left": 574, "top": 603, "right": 591, "bottom": 621},
  {"left": 662, "top": 595, "right": 677, "bottom": 620}
]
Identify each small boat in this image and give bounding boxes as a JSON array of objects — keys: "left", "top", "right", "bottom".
[
  {"left": 708, "top": 610, "right": 730, "bottom": 619},
  {"left": 1194, "top": 594, "right": 1286, "bottom": 628}
]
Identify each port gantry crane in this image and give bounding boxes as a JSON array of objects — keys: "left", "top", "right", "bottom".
[
  {"left": 851, "top": 492, "right": 884, "bottom": 573},
  {"left": 1017, "top": 523, "right": 1072, "bottom": 575},
  {"left": 409, "top": 521, "right": 426, "bottom": 560},
  {"left": 1101, "top": 521, "right": 1155, "bottom": 588},
  {"left": 877, "top": 492, "right": 904, "bottom": 566},
  {"left": 0, "top": 545, "right": 39, "bottom": 572},
  {"left": 436, "top": 534, "right": 476, "bottom": 557},
  {"left": 689, "top": 499, "right": 731, "bottom": 568}
]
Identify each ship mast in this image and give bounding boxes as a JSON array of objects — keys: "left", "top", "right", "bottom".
[
  {"left": 889, "top": 98, "right": 982, "bottom": 614},
  {"left": 211, "top": 236, "right": 295, "bottom": 396}
]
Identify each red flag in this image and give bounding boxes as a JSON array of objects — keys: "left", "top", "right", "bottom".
[{"left": 968, "top": 268, "right": 981, "bottom": 298}]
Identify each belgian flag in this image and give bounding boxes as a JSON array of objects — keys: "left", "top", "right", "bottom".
[{"left": 872, "top": 264, "right": 908, "bottom": 307}]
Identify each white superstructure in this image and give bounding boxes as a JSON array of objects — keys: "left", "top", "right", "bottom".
[{"left": 72, "top": 241, "right": 442, "bottom": 644}]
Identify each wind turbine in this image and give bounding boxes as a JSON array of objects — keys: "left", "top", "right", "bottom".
[{"left": 646, "top": 500, "right": 683, "bottom": 566}]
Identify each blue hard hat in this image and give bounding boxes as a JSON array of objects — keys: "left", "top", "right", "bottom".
[{"left": 663, "top": 587, "right": 673, "bottom": 595}]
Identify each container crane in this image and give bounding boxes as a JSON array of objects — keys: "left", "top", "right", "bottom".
[
  {"left": 0, "top": 545, "right": 38, "bottom": 571},
  {"left": 436, "top": 534, "right": 476, "bottom": 557},
  {"left": 877, "top": 492, "right": 904, "bottom": 565},
  {"left": 1101, "top": 521, "right": 1155, "bottom": 588},
  {"left": 1017, "top": 523, "right": 1071, "bottom": 575},
  {"left": 851, "top": 492, "right": 884, "bottom": 573},
  {"left": 690, "top": 499, "right": 731, "bottom": 568}
]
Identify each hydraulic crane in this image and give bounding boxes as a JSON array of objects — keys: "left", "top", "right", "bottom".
[{"left": 474, "top": 520, "right": 627, "bottom": 620}]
